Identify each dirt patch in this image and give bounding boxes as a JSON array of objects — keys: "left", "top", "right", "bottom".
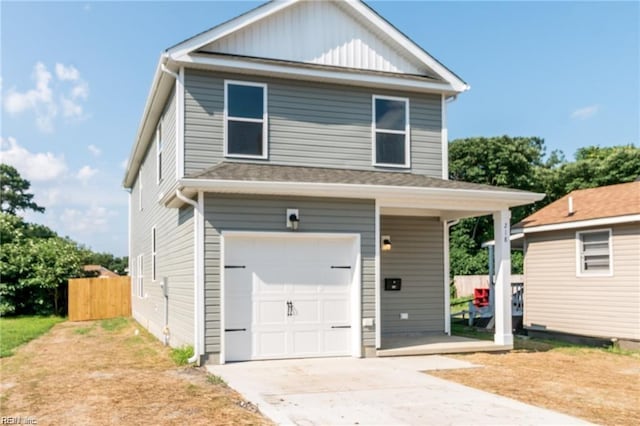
[
  {"left": 428, "top": 341, "right": 640, "bottom": 425},
  {"left": 0, "top": 319, "right": 272, "bottom": 425}
]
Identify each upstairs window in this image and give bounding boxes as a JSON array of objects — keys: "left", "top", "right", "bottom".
[
  {"left": 373, "top": 95, "right": 410, "bottom": 167},
  {"left": 156, "top": 125, "right": 163, "bottom": 184},
  {"left": 577, "top": 229, "right": 612, "bottom": 276},
  {"left": 224, "top": 81, "right": 267, "bottom": 159}
]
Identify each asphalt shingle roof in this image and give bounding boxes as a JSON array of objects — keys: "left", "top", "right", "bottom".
[
  {"left": 190, "top": 162, "right": 530, "bottom": 194},
  {"left": 516, "top": 181, "right": 640, "bottom": 228}
]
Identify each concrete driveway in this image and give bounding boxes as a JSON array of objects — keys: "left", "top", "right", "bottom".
[{"left": 207, "top": 355, "right": 591, "bottom": 425}]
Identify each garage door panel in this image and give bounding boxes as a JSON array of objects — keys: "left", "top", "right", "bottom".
[
  {"left": 225, "top": 235, "right": 356, "bottom": 362},
  {"left": 256, "top": 300, "right": 287, "bottom": 325},
  {"left": 325, "top": 329, "right": 351, "bottom": 353},
  {"left": 256, "top": 331, "right": 287, "bottom": 357},
  {"left": 323, "top": 299, "right": 350, "bottom": 323}
]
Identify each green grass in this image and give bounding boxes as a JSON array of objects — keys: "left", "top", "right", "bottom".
[
  {"left": 170, "top": 345, "right": 195, "bottom": 366},
  {"left": 450, "top": 296, "right": 473, "bottom": 314},
  {"left": 100, "top": 317, "right": 128, "bottom": 332},
  {"left": 206, "top": 374, "right": 226, "bottom": 386},
  {"left": 74, "top": 325, "right": 95, "bottom": 335},
  {"left": 0, "top": 316, "right": 65, "bottom": 357}
]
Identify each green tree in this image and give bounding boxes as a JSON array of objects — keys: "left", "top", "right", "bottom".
[
  {"left": 0, "top": 164, "right": 45, "bottom": 215},
  {"left": 448, "top": 136, "right": 553, "bottom": 277},
  {"left": 549, "top": 145, "right": 640, "bottom": 199},
  {"left": 0, "top": 213, "right": 84, "bottom": 315}
]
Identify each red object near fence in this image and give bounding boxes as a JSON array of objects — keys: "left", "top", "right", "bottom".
[{"left": 473, "top": 288, "right": 490, "bottom": 308}]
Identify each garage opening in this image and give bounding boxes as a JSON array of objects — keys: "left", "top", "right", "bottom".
[{"left": 222, "top": 233, "right": 361, "bottom": 362}]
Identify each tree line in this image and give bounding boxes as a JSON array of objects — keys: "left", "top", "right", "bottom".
[
  {"left": 0, "top": 164, "right": 127, "bottom": 316},
  {"left": 448, "top": 137, "right": 639, "bottom": 277}
]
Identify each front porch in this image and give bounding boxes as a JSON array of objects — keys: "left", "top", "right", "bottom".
[{"left": 377, "top": 333, "right": 511, "bottom": 357}]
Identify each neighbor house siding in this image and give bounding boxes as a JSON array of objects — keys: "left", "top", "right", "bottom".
[
  {"left": 184, "top": 69, "right": 442, "bottom": 177},
  {"left": 202, "top": 195, "right": 376, "bottom": 360},
  {"left": 130, "top": 87, "right": 195, "bottom": 348},
  {"left": 380, "top": 216, "right": 444, "bottom": 335},
  {"left": 524, "top": 223, "right": 640, "bottom": 340}
]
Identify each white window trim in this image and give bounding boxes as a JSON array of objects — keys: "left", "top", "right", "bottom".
[
  {"left": 223, "top": 80, "right": 268, "bottom": 160},
  {"left": 372, "top": 94, "right": 410, "bottom": 168},
  {"left": 137, "top": 253, "right": 145, "bottom": 298},
  {"left": 138, "top": 167, "right": 143, "bottom": 211},
  {"left": 151, "top": 226, "right": 157, "bottom": 282},
  {"left": 575, "top": 228, "right": 613, "bottom": 277},
  {"left": 156, "top": 124, "right": 163, "bottom": 184}
]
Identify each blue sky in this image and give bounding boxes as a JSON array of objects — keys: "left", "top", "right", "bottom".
[{"left": 1, "top": 1, "right": 638, "bottom": 257}]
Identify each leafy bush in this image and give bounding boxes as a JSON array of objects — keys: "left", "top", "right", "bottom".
[{"left": 170, "top": 345, "right": 194, "bottom": 366}]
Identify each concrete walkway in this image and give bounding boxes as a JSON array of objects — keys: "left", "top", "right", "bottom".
[{"left": 207, "top": 355, "right": 591, "bottom": 426}]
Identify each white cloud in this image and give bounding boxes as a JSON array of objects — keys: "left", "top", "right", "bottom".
[
  {"left": 76, "top": 165, "right": 98, "bottom": 184},
  {"left": 60, "top": 205, "right": 116, "bottom": 233},
  {"left": 2, "top": 62, "right": 89, "bottom": 132},
  {"left": 71, "top": 81, "right": 89, "bottom": 100},
  {"left": 88, "top": 144, "right": 101, "bottom": 157},
  {"left": 0, "top": 136, "right": 67, "bottom": 181},
  {"left": 60, "top": 95, "right": 84, "bottom": 118},
  {"left": 55, "top": 63, "right": 80, "bottom": 81},
  {"left": 571, "top": 105, "right": 599, "bottom": 120}
]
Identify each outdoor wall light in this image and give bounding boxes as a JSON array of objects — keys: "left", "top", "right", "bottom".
[
  {"left": 381, "top": 235, "right": 392, "bottom": 251},
  {"left": 286, "top": 208, "right": 300, "bottom": 231}
]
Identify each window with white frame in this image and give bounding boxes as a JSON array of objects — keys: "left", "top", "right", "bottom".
[
  {"left": 137, "top": 254, "right": 144, "bottom": 297},
  {"left": 373, "top": 95, "right": 409, "bottom": 167},
  {"left": 577, "top": 229, "right": 612, "bottom": 275},
  {"left": 151, "top": 226, "right": 157, "bottom": 282},
  {"left": 156, "top": 125, "right": 163, "bottom": 184},
  {"left": 224, "top": 81, "right": 267, "bottom": 158}
]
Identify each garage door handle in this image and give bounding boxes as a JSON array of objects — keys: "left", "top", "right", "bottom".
[
  {"left": 225, "top": 265, "right": 246, "bottom": 269},
  {"left": 225, "top": 328, "right": 247, "bottom": 332},
  {"left": 331, "top": 266, "right": 351, "bottom": 269},
  {"left": 331, "top": 325, "right": 351, "bottom": 329}
]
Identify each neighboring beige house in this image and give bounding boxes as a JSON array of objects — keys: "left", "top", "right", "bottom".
[{"left": 513, "top": 181, "right": 640, "bottom": 345}]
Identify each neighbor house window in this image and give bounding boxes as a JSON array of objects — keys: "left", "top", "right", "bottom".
[
  {"left": 224, "top": 81, "right": 267, "bottom": 158},
  {"left": 373, "top": 95, "right": 409, "bottom": 167},
  {"left": 151, "top": 226, "right": 157, "bottom": 282},
  {"left": 156, "top": 125, "right": 163, "bottom": 184},
  {"left": 576, "top": 229, "right": 612, "bottom": 276},
  {"left": 137, "top": 254, "right": 144, "bottom": 297}
]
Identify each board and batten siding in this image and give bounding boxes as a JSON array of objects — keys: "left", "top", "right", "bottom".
[
  {"left": 380, "top": 216, "right": 444, "bottom": 335},
  {"left": 184, "top": 69, "right": 442, "bottom": 177},
  {"left": 202, "top": 195, "right": 376, "bottom": 361},
  {"left": 130, "top": 87, "right": 195, "bottom": 348},
  {"left": 524, "top": 223, "right": 640, "bottom": 340}
]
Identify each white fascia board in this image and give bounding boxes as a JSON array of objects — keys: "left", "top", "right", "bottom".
[
  {"left": 342, "top": 0, "right": 469, "bottom": 92},
  {"left": 124, "top": 54, "right": 174, "bottom": 188},
  {"left": 179, "top": 178, "right": 544, "bottom": 209},
  {"left": 514, "top": 214, "right": 640, "bottom": 234},
  {"left": 173, "top": 55, "right": 458, "bottom": 95},
  {"left": 166, "top": 0, "right": 298, "bottom": 58}
]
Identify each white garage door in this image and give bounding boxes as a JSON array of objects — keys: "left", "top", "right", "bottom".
[{"left": 224, "top": 234, "right": 357, "bottom": 362}]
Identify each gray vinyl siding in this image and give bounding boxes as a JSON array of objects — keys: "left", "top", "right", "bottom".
[
  {"left": 524, "top": 223, "right": 640, "bottom": 340},
  {"left": 184, "top": 69, "right": 442, "bottom": 177},
  {"left": 130, "top": 87, "right": 194, "bottom": 348},
  {"left": 380, "top": 216, "right": 444, "bottom": 335},
  {"left": 202, "top": 195, "right": 376, "bottom": 356}
]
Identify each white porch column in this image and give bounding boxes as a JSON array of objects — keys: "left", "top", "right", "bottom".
[{"left": 493, "top": 209, "right": 513, "bottom": 346}]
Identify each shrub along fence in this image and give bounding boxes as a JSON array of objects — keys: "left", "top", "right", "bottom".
[{"left": 68, "top": 277, "right": 131, "bottom": 321}]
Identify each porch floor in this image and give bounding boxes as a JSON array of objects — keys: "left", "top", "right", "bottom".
[{"left": 377, "top": 334, "right": 512, "bottom": 357}]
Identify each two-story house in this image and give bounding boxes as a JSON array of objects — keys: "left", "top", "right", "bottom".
[{"left": 123, "top": 0, "right": 543, "bottom": 365}]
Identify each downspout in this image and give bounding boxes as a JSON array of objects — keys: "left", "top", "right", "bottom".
[
  {"left": 444, "top": 219, "right": 460, "bottom": 335},
  {"left": 175, "top": 189, "right": 202, "bottom": 364}
]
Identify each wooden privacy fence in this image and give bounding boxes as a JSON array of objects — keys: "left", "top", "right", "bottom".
[{"left": 68, "top": 276, "right": 131, "bottom": 321}]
